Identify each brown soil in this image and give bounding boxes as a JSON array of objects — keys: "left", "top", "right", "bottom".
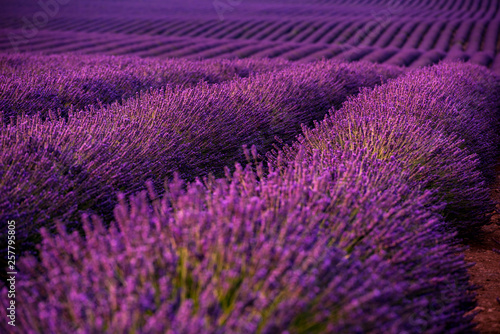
[{"left": 464, "top": 163, "right": 500, "bottom": 333}]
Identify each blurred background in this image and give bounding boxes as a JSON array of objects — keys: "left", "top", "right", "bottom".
[{"left": 0, "top": 0, "right": 499, "bottom": 70}]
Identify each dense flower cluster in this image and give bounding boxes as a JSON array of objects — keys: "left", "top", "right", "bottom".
[
  {"left": 0, "top": 55, "right": 402, "bottom": 262},
  {"left": 1, "top": 61, "right": 497, "bottom": 333},
  {"left": 0, "top": 152, "right": 474, "bottom": 333},
  {"left": 269, "top": 62, "right": 499, "bottom": 235},
  {"left": 0, "top": 53, "right": 291, "bottom": 123}
]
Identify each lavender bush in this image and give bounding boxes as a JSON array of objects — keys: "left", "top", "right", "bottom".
[
  {"left": 0, "top": 58, "right": 402, "bottom": 263},
  {"left": 1, "top": 61, "right": 495, "bottom": 333},
  {"left": 269, "top": 62, "right": 499, "bottom": 235},
  {"left": 0, "top": 53, "right": 291, "bottom": 123},
  {"left": 0, "top": 148, "right": 475, "bottom": 333},
  {"left": 362, "top": 62, "right": 500, "bottom": 178}
]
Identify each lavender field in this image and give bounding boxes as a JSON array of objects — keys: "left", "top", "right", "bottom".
[{"left": 1, "top": 0, "right": 500, "bottom": 333}]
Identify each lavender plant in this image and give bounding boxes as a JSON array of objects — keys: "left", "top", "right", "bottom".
[
  {"left": 363, "top": 62, "right": 500, "bottom": 178},
  {"left": 0, "top": 53, "right": 291, "bottom": 123},
  {"left": 0, "top": 58, "right": 402, "bottom": 266},
  {"left": 268, "top": 62, "right": 499, "bottom": 235},
  {"left": 0, "top": 147, "right": 476, "bottom": 333},
  {"left": 0, "top": 50, "right": 496, "bottom": 333}
]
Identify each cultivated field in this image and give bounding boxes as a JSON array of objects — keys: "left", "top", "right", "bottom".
[
  {"left": 0, "top": 0, "right": 500, "bottom": 333},
  {"left": 1, "top": 0, "right": 500, "bottom": 71}
]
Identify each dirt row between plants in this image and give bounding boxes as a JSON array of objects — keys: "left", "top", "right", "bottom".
[{"left": 465, "top": 161, "right": 500, "bottom": 333}]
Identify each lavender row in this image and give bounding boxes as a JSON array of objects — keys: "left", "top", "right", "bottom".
[
  {"left": 0, "top": 67, "right": 485, "bottom": 331},
  {"left": 269, "top": 62, "right": 499, "bottom": 235},
  {"left": 0, "top": 52, "right": 291, "bottom": 124},
  {"left": 0, "top": 59, "right": 403, "bottom": 259}
]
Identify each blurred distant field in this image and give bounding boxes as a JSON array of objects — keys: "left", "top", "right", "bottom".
[
  {"left": 1, "top": 0, "right": 499, "bottom": 71},
  {"left": 1, "top": 1, "right": 500, "bottom": 333}
]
